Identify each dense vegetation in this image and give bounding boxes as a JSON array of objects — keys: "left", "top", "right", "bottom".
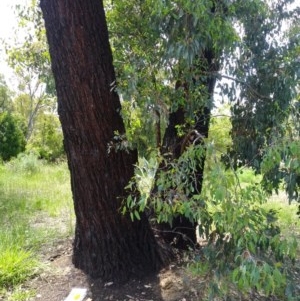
[
  {"left": 107, "top": 0, "right": 300, "bottom": 297},
  {"left": 0, "top": 0, "right": 299, "bottom": 299}
]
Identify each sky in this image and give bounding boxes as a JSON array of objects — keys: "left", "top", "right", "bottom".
[
  {"left": 0, "top": 0, "right": 28, "bottom": 86},
  {"left": 0, "top": 1, "right": 19, "bottom": 40}
]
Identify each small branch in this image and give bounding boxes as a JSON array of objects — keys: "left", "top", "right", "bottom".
[
  {"left": 207, "top": 71, "right": 272, "bottom": 100},
  {"left": 152, "top": 227, "right": 197, "bottom": 248}
]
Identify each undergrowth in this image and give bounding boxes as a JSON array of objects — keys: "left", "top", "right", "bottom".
[{"left": 125, "top": 148, "right": 300, "bottom": 300}]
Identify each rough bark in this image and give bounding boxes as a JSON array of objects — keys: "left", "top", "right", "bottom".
[{"left": 40, "top": 0, "right": 164, "bottom": 282}]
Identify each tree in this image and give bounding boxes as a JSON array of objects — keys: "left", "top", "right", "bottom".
[
  {"left": 6, "top": 0, "right": 56, "bottom": 142},
  {"left": 0, "top": 74, "right": 13, "bottom": 113},
  {"left": 39, "top": 0, "right": 300, "bottom": 295},
  {"left": 104, "top": 4, "right": 300, "bottom": 296},
  {"left": 106, "top": 0, "right": 236, "bottom": 248},
  {"left": 40, "top": 0, "right": 164, "bottom": 281},
  {"left": 225, "top": 0, "right": 300, "bottom": 199}
]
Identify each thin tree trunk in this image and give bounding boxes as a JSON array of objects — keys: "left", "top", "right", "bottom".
[
  {"left": 154, "top": 107, "right": 161, "bottom": 149},
  {"left": 41, "top": 0, "right": 164, "bottom": 282},
  {"left": 153, "top": 47, "right": 219, "bottom": 250}
]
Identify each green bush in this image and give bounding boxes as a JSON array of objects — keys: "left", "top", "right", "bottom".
[
  {"left": 0, "top": 112, "right": 26, "bottom": 161},
  {"left": 27, "top": 113, "right": 64, "bottom": 161},
  {"left": 6, "top": 152, "right": 43, "bottom": 175}
]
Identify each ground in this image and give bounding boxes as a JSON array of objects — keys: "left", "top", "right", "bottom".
[
  {"left": 16, "top": 236, "right": 300, "bottom": 301},
  {"left": 4, "top": 197, "right": 300, "bottom": 301},
  {"left": 23, "top": 238, "right": 203, "bottom": 301}
]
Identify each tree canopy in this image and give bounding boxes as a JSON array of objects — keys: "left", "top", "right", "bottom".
[{"left": 106, "top": 0, "right": 300, "bottom": 201}]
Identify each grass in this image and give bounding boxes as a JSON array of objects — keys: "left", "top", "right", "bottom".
[
  {"left": 0, "top": 154, "right": 73, "bottom": 299},
  {"left": 3, "top": 288, "right": 36, "bottom": 301},
  {"left": 0, "top": 247, "right": 39, "bottom": 287},
  {"left": 263, "top": 196, "right": 300, "bottom": 239},
  {"left": 237, "top": 167, "right": 262, "bottom": 186},
  {"left": 237, "top": 168, "right": 300, "bottom": 240}
]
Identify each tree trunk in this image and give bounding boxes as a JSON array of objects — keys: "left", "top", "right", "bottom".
[
  {"left": 153, "top": 48, "right": 219, "bottom": 250},
  {"left": 40, "top": 0, "right": 164, "bottom": 282}
]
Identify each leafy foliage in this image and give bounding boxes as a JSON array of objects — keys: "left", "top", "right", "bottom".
[
  {"left": 109, "top": 0, "right": 300, "bottom": 297},
  {"left": 3, "top": 0, "right": 64, "bottom": 161},
  {"left": 27, "top": 113, "right": 64, "bottom": 161},
  {"left": 261, "top": 138, "right": 300, "bottom": 203},
  {"left": 126, "top": 142, "right": 298, "bottom": 299},
  {"left": 0, "top": 75, "right": 13, "bottom": 113},
  {"left": 106, "top": 0, "right": 237, "bottom": 157},
  {"left": 0, "top": 112, "right": 26, "bottom": 161},
  {"left": 227, "top": 1, "right": 300, "bottom": 173}
]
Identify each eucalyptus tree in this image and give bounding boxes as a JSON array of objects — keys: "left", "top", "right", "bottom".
[
  {"left": 0, "top": 74, "right": 13, "bottom": 113},
  {"left": 107, "top": 0, "right": 237, "bottom": 247},
  {"left": 227, "top": 1, "right": 300, "bottom": 200},
  {"left": 108, "top": 0, "right": 300, "bottom": 246},
  {"left": 40, "top": 0, "right": 165, "bottom": 281},
  {"left": 39, "top": 0, "right": 299, "bottom": 294},
  {"left": 6, "top": 0, "right": 55, "bottom": 141}
]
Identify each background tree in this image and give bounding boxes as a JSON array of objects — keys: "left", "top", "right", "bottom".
[
  {"left": 2, "top": 0, "right": 63, "bottom": 161},
  {"left": 226, "top": 0, "right": 300, "bottom": 201},
  {"left": 0, "top": 74, "right": 26, "bottom": 161},
  {"left": 40, "top": 0, "right": 165, "bottom": 281},
  {"left": 7, "top": 28, "right": 55, "bottom": 141},
  {"left": 0, "top": 74, "right": 13, "bottom": 113}
]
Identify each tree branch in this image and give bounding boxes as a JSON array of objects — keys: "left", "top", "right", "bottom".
[{"left": 209, "top": 72, "right": 272, "bottom": 100}]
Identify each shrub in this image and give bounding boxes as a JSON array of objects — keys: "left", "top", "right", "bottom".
[
  {"left": 6, "top": 152, "right": 43, "bottom": 175},
  {"left": 0, "top": 112, "right": 26, "bottom": 161},
  {"left": 27, "top": 113, "right": 64, "bottom": 161}
]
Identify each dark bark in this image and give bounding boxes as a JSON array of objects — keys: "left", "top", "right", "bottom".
[
  {"left": 154, "top": 107, "right": 161, "bottom": 149},
  {"left": 40, "top": 0, "right": 164, "bottom": 282}
]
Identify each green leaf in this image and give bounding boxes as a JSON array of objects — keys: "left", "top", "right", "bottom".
[{"left": 134, "top": 210, "right": 141, "bottom": 220}]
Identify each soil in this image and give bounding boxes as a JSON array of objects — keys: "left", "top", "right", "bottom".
[
  {"left": 4, "top": 203, "right": 300, "bottom": 301},
  {"left": 18, "top": 236, "right": 300, "bottom": 301},
  {"left": 22, "top": 238, "right": 204, "bottom": 301},
  {"left": 3, "top": 233, "right": 299, "bottom": 301}
]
